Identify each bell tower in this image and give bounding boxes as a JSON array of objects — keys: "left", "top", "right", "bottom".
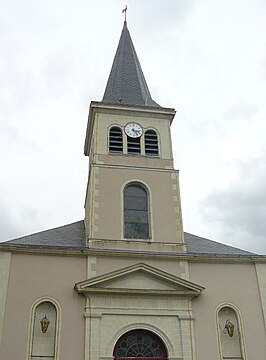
[{"left": 84, "top": 21, "right": 185, "bottom": 253}]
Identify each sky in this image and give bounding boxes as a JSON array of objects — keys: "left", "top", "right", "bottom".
[{"left": 1, "top": 0, "right": 266, "bottom": 253}]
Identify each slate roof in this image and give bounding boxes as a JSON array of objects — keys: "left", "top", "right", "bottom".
[
  {"left": 1, "top": 220, "right": 255, "bottom": 257},
  {"left": 3, "top": 221, "right": 86, "bottom": 248},
  {"left": 184, "top": 233, "right": 255, "bottom": 256},
  {"left": 102, "top": 21, "right": 160, "bottom": 108}
]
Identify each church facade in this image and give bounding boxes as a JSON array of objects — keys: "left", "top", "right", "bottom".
[{"left": 1, "top": 20, "right": 266, "bottom": 360}]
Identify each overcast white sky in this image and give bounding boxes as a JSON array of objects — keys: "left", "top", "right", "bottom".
[{"left": 1, "top": 0, "right": 266, "bottom": 253}]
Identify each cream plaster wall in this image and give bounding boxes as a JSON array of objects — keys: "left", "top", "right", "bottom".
[
  {"left": 94, "top": 108, "right": 174, "bottom": 161},
  {"left": 0, "top": 252, "right": 11, "bottom": 351},
  {"left": 90, "top": 256, "right": 188, "bottom": 280},
  {"left": 84, "top": 105, "right": 183, "bottom": 247},
  {"left": 86, "top": 166, "right": 183, "bottom": 244},
  {"left": 189, "top": 262, "right": 266, "bottom": 360},
  {"left": 0, "top": 253, "right": 86, "bottom": 360}
]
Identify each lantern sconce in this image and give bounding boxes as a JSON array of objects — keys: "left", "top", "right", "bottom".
[
  {"left": 40, "top": 315, "right": 50, "bottom": 333},
  {"left": 223, "top": 319, "right": 235, "bottom": 337}
]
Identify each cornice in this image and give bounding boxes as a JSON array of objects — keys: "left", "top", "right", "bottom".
[
  {"left": 91, "top": 163, "right": 179, "bottom": 173},
  {"left": 0, "top": 244, "right": 265, "bottom": 263},
  {"left": 90, "top": 101, "right": 176, "bottom": 116}
]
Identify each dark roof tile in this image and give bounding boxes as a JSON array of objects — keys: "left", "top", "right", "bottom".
[
  {"left": 3, "top": 220, "right": 86, "bottom": 248},
  {"left": 184, "top": 232, "right": 255, "bottom": 256},
  {"left": 1, "top": 220, "right": 256, "bottom": 257},
  {"left": 102, "top": 21, "right": 160, "bottom": 108}
]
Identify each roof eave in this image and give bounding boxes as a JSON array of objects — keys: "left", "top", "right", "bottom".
[{"left": 0, "top": 243, "right": 265, "bottom": 262}]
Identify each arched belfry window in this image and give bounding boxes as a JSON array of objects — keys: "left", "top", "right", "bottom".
[
  {"left": 113, "top": 330, "right": 168, "bottom": 360},
  {"left": 124, "top": 183, "right": 150, "bottom": 239},
  {"left": 145, "top": 130, "right": 159, "bottom": 156},
  {"left": 109, "top": 126, "right": 123, "bottom": 153},
  {"left": 127, "top": 136, "right": 141, "bottom": 155}
]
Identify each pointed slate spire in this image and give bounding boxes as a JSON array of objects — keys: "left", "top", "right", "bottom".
[{"left": 102, "top": 21, "right": 160, "bottom": 108}]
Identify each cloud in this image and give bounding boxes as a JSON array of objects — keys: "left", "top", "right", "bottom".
[
  {"left": 223, "top": 101, "right": 259, "bottom": 122},
  {"left": 0, "top": 197, "right": 23, "bottom": 241},
  {"left": 201, "top": 154, "right": 266, "bottom": 253},
  {"left": 1, "top": 0, "right": 266, "bottom": 249}
]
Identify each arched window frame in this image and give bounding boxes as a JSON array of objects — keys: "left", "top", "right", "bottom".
[
  {"left": 144, "top": 129, "right": 159, "bottom": 157},
  {"left": 109, "top": 126, "right": 124, "bottom": 154},
  {"left": 113, "top": 329, "right": 168, "bottom": 360},
  {"left": 123, "top": 182, "right": 151, "bottom": 240},
  {"left": 216, "top": 303, "right": 247, "bottom": 360},
  {"left": 27, "top": 297, "right": 61, "bottom": 360}
]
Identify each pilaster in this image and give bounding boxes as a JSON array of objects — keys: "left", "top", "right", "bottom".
[{"left": 0, "top": 252, "right": 11, "bottom": 349}]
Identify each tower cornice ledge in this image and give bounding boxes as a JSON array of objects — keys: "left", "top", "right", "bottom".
[{"left": 94, "top": 101, "right": 176, "bottom": 114}]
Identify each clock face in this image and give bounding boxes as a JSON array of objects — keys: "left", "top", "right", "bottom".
[{"left": 125, "top": 123, "right": 143, "bottom": 138}]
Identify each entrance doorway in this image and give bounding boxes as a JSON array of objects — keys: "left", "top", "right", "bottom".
[{"left": 113, "top": 329, "right": 168, "bottom": 360}]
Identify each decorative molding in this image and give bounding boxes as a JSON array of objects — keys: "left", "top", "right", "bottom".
[
  {"left": 0, "top": 246, "right": 264, "bottom": 263},
  {"left": 75, "top": 262, "right": 204, "bottom": 298}
]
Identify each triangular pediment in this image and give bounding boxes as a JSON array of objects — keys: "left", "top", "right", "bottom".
[{"left": 75, "top": 263, "right": 204, "bottom": 298}]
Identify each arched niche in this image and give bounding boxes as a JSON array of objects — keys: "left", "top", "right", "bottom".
[
  {"left": 29, "top": 299, "right": 60, "bottom": 360},
  {"left": 217, "top": 305, "right": 245, "bottom": 359}
]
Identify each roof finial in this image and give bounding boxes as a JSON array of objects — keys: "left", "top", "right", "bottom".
[{"left": 122, "top": 5, "right": 128, "bottom": 22}]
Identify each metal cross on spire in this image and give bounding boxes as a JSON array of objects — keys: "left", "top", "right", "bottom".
[{"left": 122, "top": 5, "right": 128, "bottom": 22}]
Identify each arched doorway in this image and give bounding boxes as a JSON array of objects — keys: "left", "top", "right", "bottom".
[{"left": 113, "top": 329, "right": 168, "bottom": 360}]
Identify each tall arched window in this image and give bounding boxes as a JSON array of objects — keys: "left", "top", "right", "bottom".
[
  {"left": 124, "top": 183, "right": 150, "bottom": 239},
  {"left": 217, "top": 305, "right": 246, "bottom": 360},
  {"left": 113, "top": 329, "right": 168, "bottom": 360},
  {"left": 29, "top": 300, "right": 59, "bottom": 360},
  {"left": 109, "top": 126, "right": 123, "bottom": 153},
  {"left": 145, "top": 130, "right": 159, "bottom": 156}
]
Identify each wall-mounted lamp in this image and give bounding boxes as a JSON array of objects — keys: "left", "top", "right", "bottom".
[
  {"left": 40, "top": 315, "right": 50, "bottom": 333},
  {"left": 223, "top": 319, "right": 235, "bottom": 337}
]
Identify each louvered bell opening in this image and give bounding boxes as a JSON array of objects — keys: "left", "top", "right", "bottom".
[
  {"left": 145, "top": 130, "right": 159, "bottom": 156},
  {"left": 109, "top": 127, "right": 123, "bottom": 153},
  {"left": 127, "top": 136, "right": 141, "bottom": 155}
]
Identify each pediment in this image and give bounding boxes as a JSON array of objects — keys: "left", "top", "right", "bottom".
[{"left": 75, "top": 263, "right": 204, "bottom": 298}]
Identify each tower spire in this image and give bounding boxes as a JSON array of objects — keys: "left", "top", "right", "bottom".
[{"left": 102, "top": 21, "right": 160, "bottom": 108}]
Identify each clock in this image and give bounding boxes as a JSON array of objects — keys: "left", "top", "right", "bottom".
[{"left": 125, "top": 123, "right": 143, "bottom": 138}]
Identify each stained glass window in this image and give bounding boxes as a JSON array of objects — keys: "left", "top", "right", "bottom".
[
  {"left": 114, "top": 330, "right": 167, "bottom": 359},
  {"left": 124, "top": 184, "right": 149, "bottom": 239}
]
